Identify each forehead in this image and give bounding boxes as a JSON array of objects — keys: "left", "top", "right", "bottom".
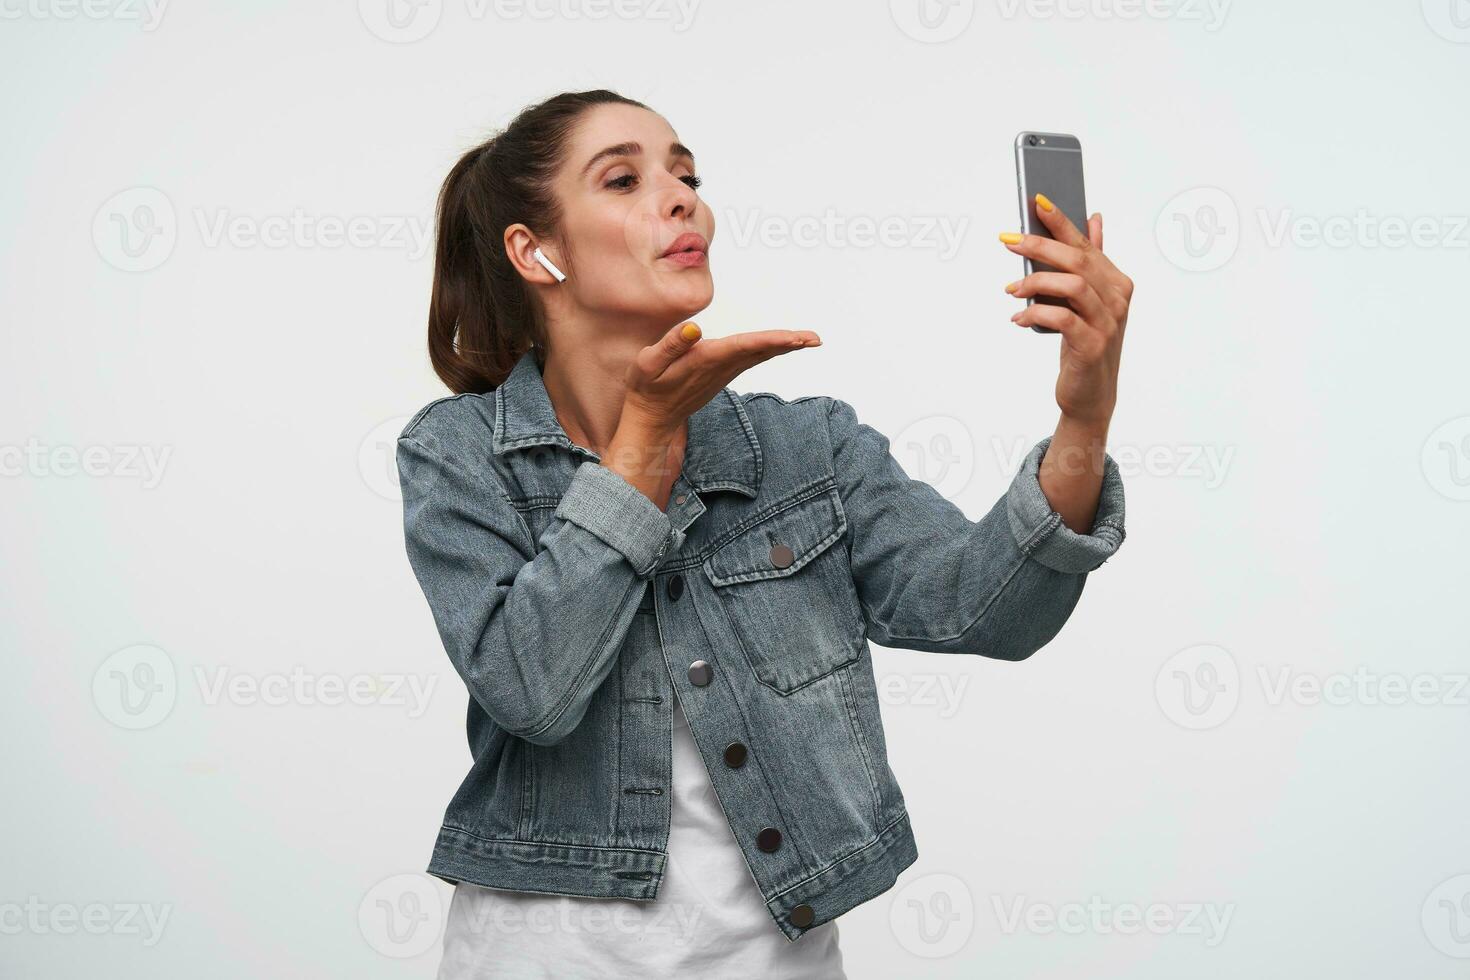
[{"left": 564, "top": 102, "right": 679, "bottom": 162}]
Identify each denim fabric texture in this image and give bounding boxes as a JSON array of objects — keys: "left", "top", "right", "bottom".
[{"left": 395, "top": 348, "right": 1127, "bottom": 942}]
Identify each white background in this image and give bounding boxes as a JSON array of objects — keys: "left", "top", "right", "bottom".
[{"left": 3, "top": 0, "right": 1469, "bottom": 976}]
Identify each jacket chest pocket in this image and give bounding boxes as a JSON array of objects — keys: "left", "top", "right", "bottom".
[{"left": 701, "top": 485, "right": 865, "bottom": 694}]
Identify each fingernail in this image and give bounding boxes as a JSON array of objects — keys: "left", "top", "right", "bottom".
[
  {"left": 1035, "top": 192, "right": 1055, "bottom": 213},
  {"left": 1010, "top": 312, "right": 1022, "bottom": 323},
  {"left": 681, "top": 323, "right": 701, "bottom": 341},
  {"left": 999, "top": 232, "right": 1023, "bottom": 245},
  {"left": 1004, "top": 281, "right": 1021, "bottom": 294}
]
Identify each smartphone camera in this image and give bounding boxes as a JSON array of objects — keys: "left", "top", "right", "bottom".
[{"left": 1026, "top": 134, "right": 1039, "bottom": 146}]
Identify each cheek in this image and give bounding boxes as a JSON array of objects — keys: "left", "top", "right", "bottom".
[
  {"left": 572, "top": 216, "right": 654, "bottom": 301},
  {"left": 564, "top": 208, "right": 647, "bottom": 287},
  {"left": 616, "top": 202, "right": 665, "bottom": 263},
  {"left": 562, "top": 198, "right": 714, "bottom": 312},
  {"left": 582, "top": 207, "right": 658, "bottom": 282}
]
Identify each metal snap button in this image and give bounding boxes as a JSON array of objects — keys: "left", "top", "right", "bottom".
[
  {"left": 667, "top": 573, "right": 684, "bottom": 601},
  {"left": 789, "top": 904, "right": 815, "bottom": 928},
  {"left": 723, "top": 742, "right": 748, "bottom": 768},
  {"left": 769, "top": 543, "right": 795, "bottom": 569},
  {"left": 688, "top": 660, "right": 713, "bottom": 687},
  {"left": 756, "top": 827, "right": 782, "bottom": 852}
]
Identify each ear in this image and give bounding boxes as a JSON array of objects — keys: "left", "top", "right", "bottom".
[{"left": 505, "top": 223, "right": 563, "bottom": 285}]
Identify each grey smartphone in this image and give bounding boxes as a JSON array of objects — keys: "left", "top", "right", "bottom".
[{"left": 1014, "top": 131, "right": 1087, "bottom": 334}]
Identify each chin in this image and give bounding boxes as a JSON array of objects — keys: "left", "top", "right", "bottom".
[{"left": 659, "top": 274, "right": 714, "bottom": 322}]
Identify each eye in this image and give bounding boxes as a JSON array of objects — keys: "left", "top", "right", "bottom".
[{"left": 602, "top": 171, "right": 702, "bottom": 192}]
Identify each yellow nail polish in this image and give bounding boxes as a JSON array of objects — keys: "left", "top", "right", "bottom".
[
  {"left": 1035, "top": 192, "right": 1055, "bottom": 213},
  {"left": 999, "top": 232, "right": 1023, "bottom": 245},
  {"left": 681, "top": 322, "right": 701, "bottom": 340},
  {"left": 1004, "top": 281, "right": 1020, "bottom": 294}
]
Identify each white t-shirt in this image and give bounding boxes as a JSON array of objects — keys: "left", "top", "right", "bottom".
[{"left": 436, "top": 699, "right": 846, "bottom": 979}]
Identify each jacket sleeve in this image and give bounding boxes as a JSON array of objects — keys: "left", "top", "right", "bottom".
[
  {"left": 397, "top": 431, "right": 680, "bottom": 745},
  {"left": 825, "top": 396, "right": 1126, "bottom": 661}
]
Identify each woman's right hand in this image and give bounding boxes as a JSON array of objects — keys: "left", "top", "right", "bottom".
[
  {"left": 621, "top": 321, "right": 822, "bottom": 435},
  {"left": 606, "top": 321, "right": 821, "bottom": 507}
]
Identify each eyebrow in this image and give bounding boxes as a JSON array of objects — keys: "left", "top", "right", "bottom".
[{"left": 579, "top": 140, "right": 695, "bottom": 178}]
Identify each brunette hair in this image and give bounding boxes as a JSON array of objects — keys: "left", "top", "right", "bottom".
[{"left": 427, "top": 89, "right": 649, "bottom": 393}]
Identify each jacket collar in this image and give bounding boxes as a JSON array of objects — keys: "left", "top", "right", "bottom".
[{"left": 491, "top": 348, "right": 762, "bottom": 498}]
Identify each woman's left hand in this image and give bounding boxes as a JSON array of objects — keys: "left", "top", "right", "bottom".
[{"left": 1001, "top": 196, "right": 1133, "bottom": 428}]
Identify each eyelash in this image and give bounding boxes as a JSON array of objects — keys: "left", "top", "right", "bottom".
[{"left": 605, "top": 173, "right": 702, "bottom": 191}]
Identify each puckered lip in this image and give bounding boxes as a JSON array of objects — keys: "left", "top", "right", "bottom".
[{"left": 659, "top": 231, "right": 708, "bottom": 258}]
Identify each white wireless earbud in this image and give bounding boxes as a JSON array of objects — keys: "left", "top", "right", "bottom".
[{"left": 533, "top": 247, "right": 567, "bottom": 283}]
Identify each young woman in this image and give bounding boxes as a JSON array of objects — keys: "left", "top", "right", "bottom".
[{"left": 395, "top": 90, "right": 1132, "bottom": 978}]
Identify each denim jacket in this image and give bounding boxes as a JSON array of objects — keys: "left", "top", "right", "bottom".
[{"left": 395, "top": 348, "right": 1126, "bottom": 942}]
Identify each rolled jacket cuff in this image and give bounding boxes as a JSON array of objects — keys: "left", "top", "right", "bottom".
[
  {"left": 555, "top": 461, "right": 678, "bottom": 578},
  {"left": 1005, "top": 436, "right": 1126, "bottom": 574}
]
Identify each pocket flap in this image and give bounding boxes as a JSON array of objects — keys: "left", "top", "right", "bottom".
[{"left": 702, "top": 486, "right": 847, "bottom": 587}]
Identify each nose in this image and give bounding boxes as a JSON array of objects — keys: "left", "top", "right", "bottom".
[{"left": 664, "top": 173, "right": 698, "bottom": 221}]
